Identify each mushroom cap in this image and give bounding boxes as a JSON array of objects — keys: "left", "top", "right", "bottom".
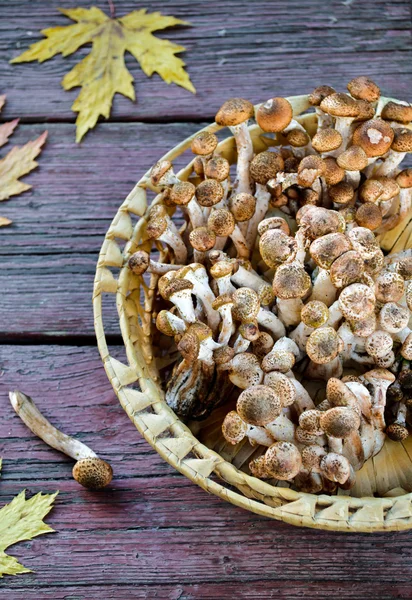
[
  {"left": 374, "top": 271, "right": 405, "bottom": 303},
  {"left": 208, "top": 208, "right": 235, "bottom": 236},
  {"left": 215, "top": 98, "right": 254, "bottom": 126},
  {"left": 347, "top": 76, "right": 380, "bottom": 102},
  {"left": 191, "top": 131, "right": 218, "bottom": 156},
  {"left": 72, "top": 457, "right": 113, "bottom": 489},
  {"left": 354, "top": 100, "right": 376, "bottom": 122},
  {"left": 365, "top": 330, "right": 394, "bottom": 358},
  {"left": 238, "top": 321, "right": 260, "bottom": 341},
  {"left": 146, "top": 215, "right": 167, "bottom": 239},
  {"left": 359, "top": 178, "right": 384, "bottom": 203},
  {"left": 264, "top": 441, "right": 302, "bottom": 480},
  {"left": 386, "top": 423, "right": 409, "bottom": 442},
  {"left": 258, "top": 282, "right": 275, "bottom": 307},
  {"left": 339, "top": 283, "right": 376, "bottom": 321},
  {"left": 129, "top": 250, "right": 150, "bottom": 275},
  {"left": 177, "top": 330, "right": 200, "bottom": 364},
  {"left": 210, "top": 260, "right": 234, "bottom": 279},
  {"left": 348, "top": 227, "right": 380, "bottom": 259},
  {"left": 214, "top": 345, "right": 235, "bottom": 365},
  {"left": 164, "top": 278, "right": 193, "bottom": 301},
  {"left": 150, "top": 160, "right": 173, "bottom": 186},
  {"left": 306, "top": 327, "right": 341, "bottom": 364},
  {"left": 205, "top": 156, "right": 230, "bottom": 181},
  {"left": 329, "top": 181, "right": 354, "bottom": 205},
  {"left": 350, "top": 313, "right": 377, "bottom": 338},
  {"left": 252, "top": 332, "right": 275, "bottom": 360},
  {"left": 232, "top": 287, "right": 260, "bottom": 321},
  {"left": 300, "top": 188, "right": 320, "bottom": 206},
  {"left": 257, "top": 216, "right": 290, "bottom": 236},
  {"left": 391, "top": 128, "right": 412, "bottom": 153},
  {"left": 230, "top": 193, "right": 256, "bottom": 222},
  {"left": 249, "top": 456, "right": 270, "bottom": 479},
  {"left": 309, "top": 232, "right": 351, "bottom": 269},
  {"left": 396, "top": 256, "right": 412, "bottom": 279},
  {"left": 212, "top": 293, "right": 234, "bottom": 311},
  {"left": 295, "top": 427, "right": 322, "bottom": 445},
  {"left": 323, "top": 157, "right": 345, "bottom": 185},
  {"left": 237, "top": 384, "right": 282, "bottom": 425},
  {"left": 308, "top": 85, "right": 336, "bottom": 106},
  {"left": 374, "top": 176, "right": 400, "bottom": 201},
  {"left": 189, "top": 227, "right": 216, "bottom": 251},
  {"left": 379, "top": 302, "right": 410, "bottom": 333},
  {"left": 222, "top": 411, "right": 248, "bottom": 444},
  {"left": 312, "top": 128, "right": 343, "bottom": 153},
  {"left": 363, "top": 249, "right": 385, "bottom": 276},
  {"left": 326, "top": 378, "right": 359, "bottom": 411},
  {"left": 355, "top": 202, "right": 382, "bottom": 230},
  {"left": 157, "top": 271, "right": 177, "bottom": 300},
  {"left": 229, "top": 353, "right": 263, "bottom": 390},
  {"left": 250, "top": 151, "right": 284, "bottom": 185},
  {"left": 156, "top": 310, "right": 182, "bottom": 337},
  {"left": 320, "top": 453, "right": 351, "bottom": 484},
  {"left": 286, "top": 128, "right": 310, "bottom": 147},
  {"left": 263, "top": 371, "right": 296, "bottom": 406},
  {"left": 352, "top": 119, "right": 394, "bottom": 157},
  {"left": 262, "top": 350, "right": 296, "bottom": 374},
  {"left": 401, "top": 333, "right": 412, "bottom": 360},
  {"left": 297, "top": 155, "right": 326, "bottom": 187},
  {"left": 381, "top": 101, "right": 412, "bottom": 124},
  {"left": 273, "top": 263, "right": 312, "bottom": 299},
  {"left": 170, "top": 181, "right": 196, "bottom": 206},
  {"left": 337, "top": 145, "right": 368, "bottom": 171},
  {"left": 195, "top": 179, "right": 224, "bottom": 207},
  {"left": 320, "top": 93, "right": 360, "bottom": 118},
  {"left": 374, "top": 351, "right": 396, "bottom": 369},
  {"left": 301, "top": 445, "right": 326, "bottom": 471},
  {"left": 256, "top": 97, "right": 293, "bottom": 132},
  {"left": 301, "top": 300, "right": 329, "bottom": 328},
  {"left": 259, "top": 230, "right": 297, "bottom": 269},
  {"left": 298, "top": 206, "right": 344, "bottom": 239},
  {"left": 319, "top": 406, "right": 360, "bottom": 438},
  {"left": 299, "top": 409, "right": 323, "bottom": 434},
  {"left": 396, "top": 168, "right": 412, "bottom": 189}
]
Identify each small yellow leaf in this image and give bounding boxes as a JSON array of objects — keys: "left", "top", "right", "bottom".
[
  {"left": 0, "top": 217, "right": 12, "bottom": 227},
  {"left": 11, "top": 7, "right": 196, "bottom": 142},
  {"left": 0, "top": 119, "right": 19, "bottom": 149},
  {"left": 0, "top": 131, "right": 47, "bottom": 201}
]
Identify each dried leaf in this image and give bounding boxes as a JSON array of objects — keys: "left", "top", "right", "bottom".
[
  {"left": 0, "top": 490, "right": 58, "bottom": 577},
  {"left": 0, "top": 217, "right": 12, "bottom": 227},
  {"left": 12, "top": 7, "right": 196, "bottom": 142}
]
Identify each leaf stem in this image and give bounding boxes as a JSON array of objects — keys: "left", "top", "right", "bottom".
[{"left": 108, "top": 0, "right": 115, "bottom": 18}]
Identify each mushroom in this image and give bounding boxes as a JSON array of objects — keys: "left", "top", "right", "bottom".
[
  {"left": 189, "top": 226, "right": 216, "bottom": 262},
  {"left": 352, "top": 118, "right": 394, "bottom": 171},
  {"left": 305, "top": 326, "right": 343, "bottom": 380},
  {"left": 146, "top": 209, "right": 187, "bottom": 263},
  {"left": 237, "top": 384, "right": 282, "bottom": 425},
  {"left": 273, "top": 262, "right": 312, "bottom": 327},
  {"left": 204, "top": 156, "right": 231, "bottom": 206},
  {"left": 308, "top": 85, "right": 336, "bottom": 129},
  {"left": 150, "top": 160, "right": 180, "bottom": 187},
  {"left": 163, "top": 278, "right": 197, "bottom": 323},
  {"left": 177, "top": 265, "right": 219, "bottom": 332},
  {"left": 263, "top": 441, "right": 302, "bottom": 480},
  {"left": 381, "top": 101, "right": 412, "bottom": 127},
  {"left": 347, "top": 76, "right": 380, "bottom": 103},
  {"left": 229, "top": 352, "right": 264, "bottom": 389},
  {"left": 210, "top": 260, "right": 236, "bottom": 295},
  {"left": 215, "top": 98, "right": 255, "bottom": 194},
  {"left": 375, "top": 128, "right": 412, "bottom": 177},
  {"left": 320, "top": 93, "right": 361, "bottom": 150},
  {"left": 386, "top": 402, "right": 409, "bottom": 442},
  {"left": 259, "top": 229, "right": 297, "bottom": 270},
  {"left": 9, "top": 391, "right": 113, "bottom": 489},
  {"left": 339, "top": 283, "right": 376, "bottom": 322},
  {"left": 311, "top": 128, "right": 343, "bottom": 157},
  {"left": 129, "top": 250, "right": 184, "bottom": 275},
  {"left": 229, "top": 192, "right": 257, "bottom": 235},
  {"left": 336, "top": 145, "right": 369, "bottom": 189},
  {"left": 212, "top": 293, "right": 234, "bottom": 344},
  {"left": 285, "top": 128, "right": 312, "bottom": 158},
  {"left": 170, "top": 181, "right": 204, "bottom": 229},
  {"left": 290, "top": 300, "right": 330, "bottom": 351},
  {"left": 156, "top": 310, "right": 187, "bottom": 337},
  {"left": 208, "top": 208, "right": 250, "bottom": 258},
  {"left": 230, "top": 260, "right": 275, "bottom": 305},
  {"left": 190, "top": 131, "right": 219, "bottom": 174}
]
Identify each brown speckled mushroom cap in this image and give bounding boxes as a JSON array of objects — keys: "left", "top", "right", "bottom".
[
  {"left": 401, "top": 333, "right": 412, "bottom": 360},
  {"left": 351, "top": 313, "right": 377, "bottom": 338},
  {"left": 195, "top": 179, "right": 224, "bottom": 207},
  {"left": 150, "top": 160, "right": 173, "bottom": 186},
  {"left": 347, "top": 76, "right": 380, "bottom": 102},
  {"left": 259, "top": 230, "right": 297, "bottom": 269},
  {"left": 191, "top": 131, "right": 218, "bottom": 156},
  {"left": 319, "top": 406, "right": 360, "bottom": 438},
  {"left": 299, "top": 409, "right": 323, "bottom": 434},
  {"left": 264, "top": 441, "right": 302, "bottom": 480},
  {"left": 286, "top": 128, "right": 310, "bottom": 147},
  {"left": 249, "top": 456, "right": 270, "bottom": 479},
  {"left": 329, "top": 181, "right": 354, "bottom": 205},
  {"left": 237, "top": 384, "right": 282, "bottom": 426},
  {"left": 391, "top": 128, "right": 412, "bottom": 152},
  {"left": 156, "top": 310, "right": 182, "bottom": 337},
  {"left": 308, "top": 85, "right": 336, "bottom": 106},
  {"left": 205, "top": 156, "right": 231, "bottom": 182},
  {"left": 365, "top": 330, "right": 394, "bottom": 359},
  {"left": 364, "top": 249, "right": 385, "bottom": 276},
  {"left": 374, "top": 177, "right": 400, "bottom": 201},
  {"left": 208, "top": 208, "right": 236, "bottom": 237},
  {"left": 262, "top": 350, "right": 296, "bottom": 374},
  {"left": 352, "top": 119, "right": 394, "bottom": 157},
  {"left": 301, "top": 445, "right": 326, "bottom": 471},
  {"left": 320, "top": 93, "right": 360, "bottom": 118},
  {"left": 337, "top": 145, "right": 368, "bottom": 171},
  {"left": 157, "top": 271, "right": 177, "bottom": 300},
  {"left": 170, "top": 181, "right": 196, "bottom": 206},
  {"left": 374, "top": 271, "right": 405, "bottom": 303},
  {"left": 215, "top": 98, "right": 255, "bottom": 127},
  {"left": 210, "top": 260, "right": 234, "bottom": 280},
  {"left": 396, "top": 168, "right": 412, "bottom": 189},
  {"left": 323, "top": 156, "right": 346, "bottom": 185},
  {"left": 348, "top": 227, "right": 380, "bottom": 259},
  {"left": 386, "top": 423, "right": 409, "bottom": 442},
  {"left": 252, "top": 332, "right": 274, "bottom": 360},
  {"left": 273, "top": 263, "right": 312, "bottom": 299},
  {"left": 381, "top": 101, "right": 412, "bottom": 124},
  {"left": 129, "top": 250, "right": 150, "bottom": 275},
  {"left": 298, "top": 206, "right": 344, "bottom": 239},
  {"left": 164, "top": 278, "right": 193, "bottom": 300},
  {"left": 310, "top": 232, "right": 351, "bottom": 269},
  {"left": 189, "top": 227, "right": 216, "bottom": 252},
  {"left": 177, "top": 329, "right": 200, "bottom": 364},
  {"left": 258, "top": 216, "right": 290, "bottom": 236},
  {"left": 238, "top": 322, "right": 260, "bottom": 341},
  {"left": 339, "top": 283, "right": 376, "bottom": 321},
  {"left": 214, "top": 345, "right": 235, "bottom": 365},
  {"left": 379, "top": 302, "right": 410, "bottom": 333},
  {"left": 359, "top": 179, "right": 384, "bottom": 203},
  {"left": 396, "top": 256, "right": 412, "bottom": 279},
  {"left": 297, "top": 155, "right": 326, "bottom": 187},
  {"left": 256, "top": 97, "right": 293, "bottom": 132},
  {"left": 232, "top": 287, "right": 260, "bottom": 322},
  {"left": 211, "top": 292, "right": 234, "bottom": 311},
  {"left": 73, "top": 457, "right": 113, "bottom": 490},
  {"left": 320, "top": 453, "right": 351, "bottom": 484},
  {"left": 354, "top": 99, "right": 375, "bottom": 122},
  {"left": 301, "top": 300, "right": 329, "bottom": 328},
  {"left": 355, "top": 203, "right": 382, "bottom": 230},
  {"left": 146, "top": 215, "right": 168, "bottom": 239},
  {"left": 250, "top": 151, "right": 284, "bottom": 185},
  {"left": 306, "top": 327, "right": 341, "bottom": 364},
  {"left": 263, "top": 371, "right": 296, "bottom": 406},
  {"left": 326, "top": 378, "right": 359, "bottom": 410},
  {"left": 222, "top": 411, "right": 248, "bottom": 445},
  {"left": 312, "top": 128, "right": 343, "bottom": 153},
  {"left": 230, "top": 193, "right": 256, "bottom": 222}
]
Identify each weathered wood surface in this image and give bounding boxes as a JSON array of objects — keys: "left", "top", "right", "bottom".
[
  {"left": 2, "top": 345, "right": 412, "bottom": 599},
  {"left": 0, "top": 0, "right": 411, "bottom": 123}
]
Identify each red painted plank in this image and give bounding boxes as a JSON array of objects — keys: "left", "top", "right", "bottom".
[{"left": 0, "top": 1, "right": 411, "bottom": 122}]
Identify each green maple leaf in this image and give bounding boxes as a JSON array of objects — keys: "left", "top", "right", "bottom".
[
  {"left": 0, "top": 477, "right": 58, "bottom": 578},
  {"left": 11, "top": 7, "right": 196, "bottom": 142}
]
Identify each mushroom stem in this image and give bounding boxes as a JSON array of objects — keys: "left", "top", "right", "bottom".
[
  {"left": 231, "top": 122, "right": 254, "bottom": 195},
  {"left": 374, "top": 151, "right": 406, "bottom": 177},
  {"left": 246, "top": 183, "right": 272, "bottom": 249},
  {"left": 257, "top": 307, "right": 286, "bottom": 339},
  {"left": 9, "top": 391, "right": 112, "bottom": 489}
]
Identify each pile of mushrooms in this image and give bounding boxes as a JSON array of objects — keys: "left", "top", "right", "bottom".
[{"left": 129, "top": 76, "right": 412, "bottom": 493}]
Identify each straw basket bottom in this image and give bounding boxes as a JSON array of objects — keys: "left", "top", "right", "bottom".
[{"left": 94, "top": 94, "right": 412, "bottom": 532}]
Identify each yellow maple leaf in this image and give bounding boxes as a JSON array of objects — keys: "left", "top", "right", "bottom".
[{"left": 11, "top": 7, "right": 196, "bottom": 142}]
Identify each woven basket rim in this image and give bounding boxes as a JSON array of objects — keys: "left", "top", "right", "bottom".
[{"left": 93, "top": 94, "right": 412, "bottom": 532}]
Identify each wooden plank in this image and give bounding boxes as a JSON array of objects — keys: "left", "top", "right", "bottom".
[
  {"left": 0, "top": 0, "right": 411, "bottom": 122},
  {"left": 2, "top": 344, "right": 412, "bottom": 594}
]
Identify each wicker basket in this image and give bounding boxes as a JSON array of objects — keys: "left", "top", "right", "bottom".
[{"left": 93, "top": 95, "right": 412, "bottom": 532}]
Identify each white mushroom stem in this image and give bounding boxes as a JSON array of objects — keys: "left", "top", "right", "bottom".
[
  {"left": 186, "top": 198, "right": 205, "bottom": 229},
  {"left": 231, "top": 122, "right": 254, "bottom": 195},
  {"left": 158, "top": 228, "right": 188, "bottom": 264},
  {"left": 333, "top": 116, "right": 357, "bottom": 151},
  {"left": 290, "top": 321, "right": 316, "bottom": 352},
  {"left": 393, "top": 328, "right": 412, "bottom": 344},
  {"left": 10, "top": 391, "right": 97, "bottom": 460},
  {"left": 265, "top": 412, "right": 297, "bottom": 443},
  {"left": 257, "top": 307, "right": 286, "bottom": 340},
  {"left": 345, "top": 381, "right": 373, "bottom": 421},
  {"left": 246, "top": 425, "right": 275, "bottom": 447},
  {"left": 344, "top": 171, "right": 361, "bottom": 190},
  {"left": 169, "top": 289, "right": 197, "bottom": 323},
  {"left": 181, "top": 272, "right": 219, "bottom": 332},
  {"left": 306, "top": 356, "right": 343, "bottom": 381},
  {"left": 214, "top": 274, "right": 236, "bottom": 296},
  {"left": 314, "top": 107, "right": 333, "bottom": 130},
  {"left": 232, "top": 332, "right": 251, "bottom": 354},
  {"left": 277, "top": 298, "right": 304, "bottom": 327},
  {"left": 374, "top": 150, "right": 406, "bottom": 177},
  {"left": 217, "top": 304, "right": 235, "bottom": 345},
  {"left": 287, "top": 375, "right": 316, "bottom": 413},
  {"left": 246, "top": 184, "right": 272, "bottom": 249},
  {"left": 198, "top": 336, "right": 222, "bottom": 366},
  {"left": 326, "top": 301, "right": 343, "bottom": 329},
  {"left": 231, "top": 264, "right": 270, "bottom": 295},
  {"left": 273, "top": 336, "right": 301, "bottom": 359},
  {"left": 376, "top": 190, "right": 412, "bottom": 234},
  {"left": 229, "top": 225, "right": 250, "bottom": 259},
  {"left": 309, "top": 269, "right": 338, "bottom": 307}
]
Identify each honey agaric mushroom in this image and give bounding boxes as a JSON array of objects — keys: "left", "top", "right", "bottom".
[
  {"left": 263, "top": 441, "right": 302, "bottom": 480},
  {"left": 259, "top": 229, "right": 297, "bottom": 270},
  {"left": 163, "top": 278, "right": 197, "bottom": 323},
  {"left": 195, "top": 179, "right": 224, "bottom": 211},
  {"left": 10, "top": 391, "right": 113, "bottom": 489},
  {"left": 177, "top": 266, "right": 220, "bottom": 332},
  {"left": 374, "top": 271, "right": 405, "bottom": 303},
  {"left": 189, "top": 227, "right": 216, "bottom": 259},
  {"left": 323, "top": 156, "right": 346, "bottom": 185},
  {"left": 355, "top": 202, "right": 383, "bottom": 230},
  {"left": 347, "top": 76, "right": 381, "bottom": 102},
  {"left": 352, "top": 119, "right": 394, "bottom": 163},
  {"left": 150, "top": 160, "right": 180, "bottom": 187},
  {"left": 375, "top": 128, "right": 412, "bottom": 177},
  {"left": 256, "top": 97, "right": 294, "bottom": 135},
  {"left": 146, "top": 210, "right": 188, "bottom": 263},
  {"left": 329, "top": 181, "right": 354, "bottom": 206},
  {"left": 156, "top": 310, "right": 187, "bottom": 337},
  {"left": 285, "top": 128, "right": 311, "bottom": 157},
  {"left": 253, "top": 332, "right": 275, "bottom": 361},
  {"left": 237, "top": 384, "right": 282, "bottom": 425},
  {"left": 230, "top": 260, "right": 275, "bottom": 305},
  {"left": 386, "top": 403, "right": 409, "bottom": 442},
  {"left": 311, "top": 128, "right": 343, "bottom": 155},
  {"left": 290, "top": 300, "right": 330, "bottom": 351},
  {"left": 308, "top": 85, "right": 336, "bottom": 129},
  {"left": 348, "top": 227, "right": 380, "bottom": 260},
  {"left": 381, "top": 101, "right": 412, "bottom": 125},
  {"left": 170, "top": 181, "right": 204, "bottom": 229},
  {"left": 365, "top": 330, "right": 394, "bottom": 361},
  {"left": 263, "top": 371, "right": 296, "bottom": 407},
  {"left": 207, "top": 208, "right": 250, "bottom": 258},
  {"left": 215, "top": 98, "right": 255, "bottom": 195},
  {"left": 336, "top": 145, "right": 369, "bottom": 189},
  {"left": 339, "top": 283, "right": 376, "bottom": 322},
  {"left": 210, "top": 260, "right": 236, "bottom": 295},
  {"left": 319, "top": 453, "right": 352, "bottom": 485},
  {"left": 212, "top": 294, "right": 234, "bottom": 344},
  {"left": 129, "top": 250, "right": 184, "bottom": 275},
  {"left": 378, "top": 302, "right": 409, "bottom": 334},
  {"left": 320, "top": 93, "right": 361, "bottom": 149},
  {"left": 273, "top": 263, "right": 312, "bottom": 326},
  {"left": 229, "top": 192, "right": 256, "bottom": 225},
  {"left": 191, "top": 131, "right": 218, "bottom": 164}
]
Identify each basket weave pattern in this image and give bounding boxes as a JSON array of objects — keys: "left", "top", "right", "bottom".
[{"left": 94, "top": 95, "right": 412, "bottom": 532}]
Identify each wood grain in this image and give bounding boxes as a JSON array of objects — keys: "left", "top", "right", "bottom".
[{"left": 0, "top": 0, "right": 411, "bottom": 124}]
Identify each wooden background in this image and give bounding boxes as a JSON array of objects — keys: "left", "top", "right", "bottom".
[{"left": 0, "top": 1, "right": 412, "bottom": 598}]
